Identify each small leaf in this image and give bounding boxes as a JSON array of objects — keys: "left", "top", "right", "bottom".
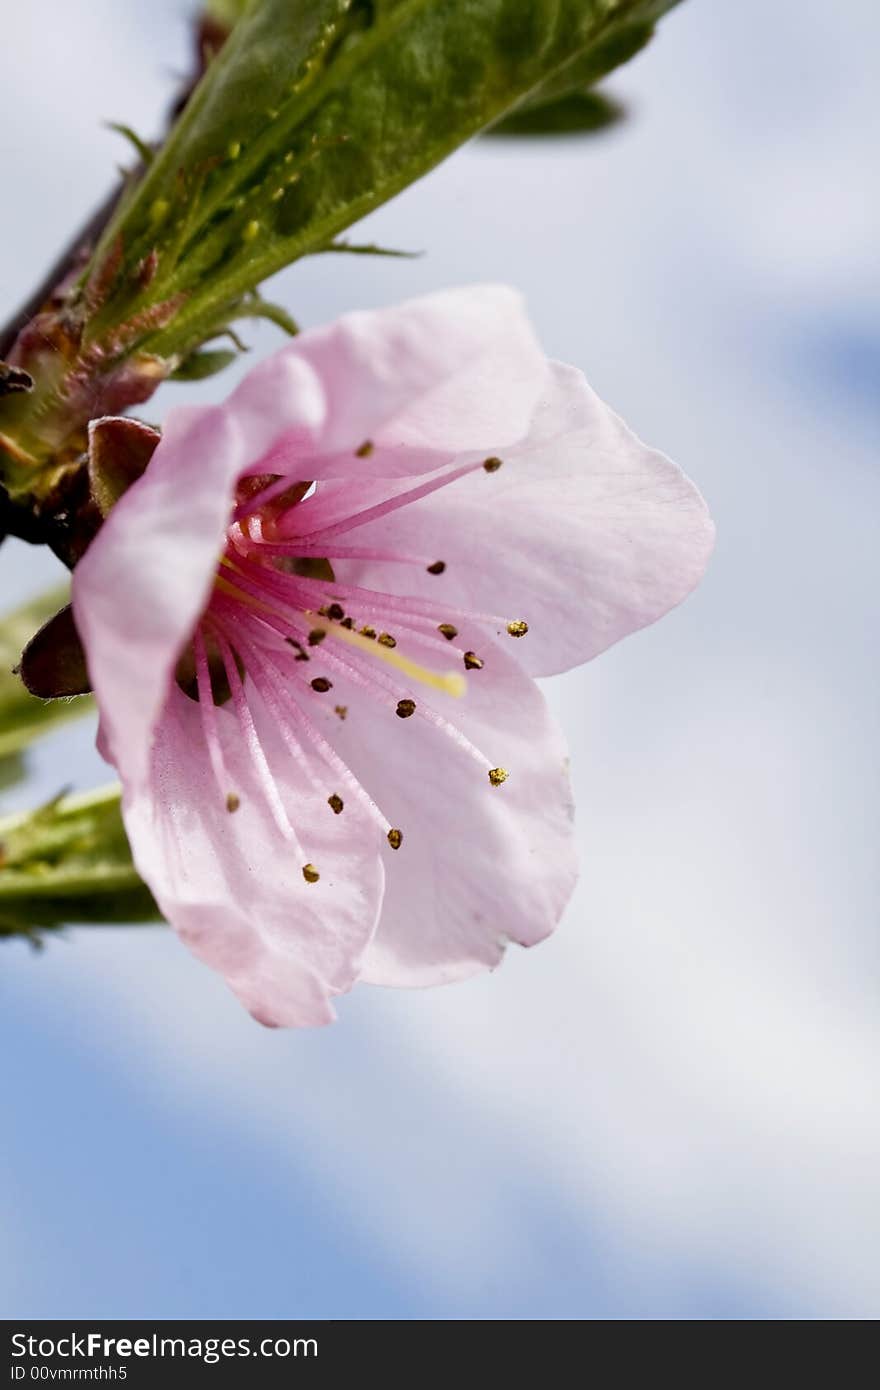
[
  {"left": 0, "top": 785, "right": 160, "bottom": 938},
  {"left": 18, "top": 604, "right": 91, "bottom": 699},
  {"left": 106, "top": 121, "right": 155, "bottom": 166},
  {"left": 170, "top": 347, "right": 238, "bottom": 381},
  {"left": 88, "top": 415, "right": 160, "bottom": 516},
  {"left": 240, "top": 298, "right": 300, "bottom": 337},
  {"left": 489, "top": 90, "right": 625, "bottom": 137}
]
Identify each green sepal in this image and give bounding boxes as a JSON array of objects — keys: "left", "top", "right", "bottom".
[{"left": 0, "top": 587, "right": 94, "bottom": 763}]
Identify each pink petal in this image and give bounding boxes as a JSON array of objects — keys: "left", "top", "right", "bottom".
[
  {"left": 73, "top": 405, "right": 243, "bottom": 787},
  {"left": 288, "top": 627, "right": 577, "bottom": 987},
  {"left": 123, "top": 684, "right": 384, "bottom": 1026},
  {"left": 327, "top": 363, "right": 715, "bottom": 676},
  {"left": 247, "top": 284, "right": 551, "bottom": 479},
  {"left": 73, "top": 355, "right": 324, "bottom": 787}
]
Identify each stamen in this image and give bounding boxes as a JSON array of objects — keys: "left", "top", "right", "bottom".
[
  {"left": 334, "top": 705, "right": 348, "bottom": 719},
  {"left": 507, "top": 620, "right": 529, "bottom": 638},
  {"left": 488, "top": 767, "right": 509, "bottom": 787},
  {"left": 283, "top": 615, "right": 496, "bottom": 776},
  {"left": 377, "top": 632, "right": 396, "bottom": 648},
  {"left": 328, "top": 794, "right": 344, "bottom": 814},
  {"left": 307, "top": 629, "right": 326, "bottom": 646},
  {"left": 215, "top": 633, "right": 301, "bottom": 846},
  {"left": 438, "top": 624, "right": 458, "bottom": 641},
  {"left": 387, "top": 828, "right": 403, "bottom": 850},
  {"left": 302, "top": 863, "right": 320, "bottom": 883},
  {"left": 483, "top": 456, "right": 503, "bottom": 473},
  {"left": 355, "top": 439, "right": 374, "bottom": 457},
  {"left": 463, "top": 651, "right": 484, "bottom": 670},
  {"left": 288, "top": 456, "right": 494, "bottom": 546},
  {"left": 396, "top": 699, "right": 416, "bottom": 719},
  {"left": 426, "top": 560, "right": 446, "bottom": 575},
  {"left": 278, "top": 572, "right": 512, "bottom": 634},
  {"left": 310, "top": 677, "right": 333, "bottom": 693},
  {"left": 226, "top": 793, "right": 241, "bottom": 813},
  {"left": 247, "top": 641, "right": 394, "bottom": 837},
  {"left": 254, "top": 541, "right": 442, "bottom": 568},
  {"left": 305, "top": 615, "right": 466, "bottom": 698}
]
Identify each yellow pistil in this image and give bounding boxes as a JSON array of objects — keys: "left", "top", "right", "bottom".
[
  {"left": 309, "top": 616, "right": 466, "bottom": 698},
  {"left": 215, "top": 566, "right": 465, "bottom": 698}
]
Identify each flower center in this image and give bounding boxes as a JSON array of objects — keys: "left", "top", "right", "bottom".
[{"left": 184, "top": 471, "right": 522, "bottom": 878}]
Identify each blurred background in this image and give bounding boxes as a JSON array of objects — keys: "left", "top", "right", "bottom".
[{"left": 1, "top": 0, "right": 878, "bottom": 1320}]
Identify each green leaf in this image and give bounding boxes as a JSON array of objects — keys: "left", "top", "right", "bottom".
[
  {"left": 489, "top": 89, "right": 624, "bottom": 137},
  {"left": 0, "top": 785, "right": 160, "bottom": 938},
  {"left": 487, "top": 16, "right": 659, "bottom": 137},
  {"left": 86, "top": 0, "right": 683, "bottom": 361},
  {"left": 513, "top": 14, "right": 661, "bottom": 109},
  {"left": 0, "top": 587, "right": 94, "bottom": 760}
]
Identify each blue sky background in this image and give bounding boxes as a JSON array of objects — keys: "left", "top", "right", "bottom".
[{"left": 1, "top": 1, "right": 878, "bottom": 1319}]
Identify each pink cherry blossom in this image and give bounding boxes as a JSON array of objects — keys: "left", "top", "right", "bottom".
[{"left": 71, "top": 286, "right": 714, "bottom": 1027}]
